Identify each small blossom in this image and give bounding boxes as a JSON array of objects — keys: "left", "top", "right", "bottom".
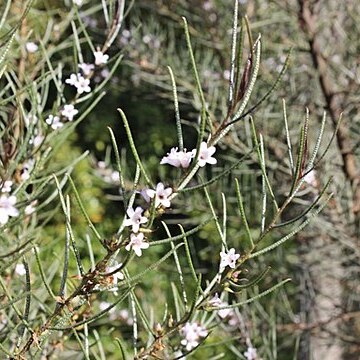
[
  {"left": 73, "top": 0, "right": 84, "bottom": 5},
  {"left": 106, "top": 264, "right": 124, "bottom": 285},
  {"left": 24, "top": 114, "right": 38, "bottom": 127},
  {"left": 45, "top": 115, "right": 63, "bottom": 130},
  {"left": 110, "top": 171, "right": 120, "bottom": 183},
  {"left": 124, "top": 207, "right": 148, "bottom": 233},
  {"left": 145, "top": 182, "right": 172, "bottom": 208},
  {"left": 94, "top": 50, "right": 109, "bottom": 65},
  {"left": 303, "top": 170, "right": 317, "bottom": 187},
  {"left": 30, "top": 134, "right": 44, "bottom": 148},
  {"left": 223, "top": 69, "right": 231, "bottom": 80},
  {"left": 74, "top": 75, "right": 91, "bottom": 94},
  {"left": 1, "top": 180, "right": 12, "bottom": 193},
  {"left": 25, "top": 201, "right": 37, "bottom": 215},
  {"left": 119, "top": 309, "right": 133, "bottom": 325},
  {"left": 65, "top": 73, "right": 91, "bottom": 94},
  {"left": 125, "top": 232, "right": 149, "bottom": 257},
  {"left": 220, "top": 248, "right": 240, "bottom": 271},
  {"left": 15, "top": 263, "right": 26, "bottom": 276},
  {"left": 61, "top": 104, "right": 78, "bottom": 121},
  {"left": 208, "top": 294, "right": 233, "bottom": 319},
  {"left": 99, "top": 301, "right": 117, "bottom": 320},
  {"left": 139, "top": 188, "right": 151, "bottom": 203},
  {"left": 244, "top": 346, "right": 257, "bottom": 360},
  {"left": 20, "top": 160, "right": 34, "bottom": 182},
  {"left": 194, "top": 142, "right": 217, "bottom": 167},
  {"left": 26, "top": 42, "right": 38, "bottom": 53},
  {"left": 160, "top": 147, "right": 194, "bottom": 168},
  {"left": 79, "top": 63, "right": 94, "bottom": 76},
  {"left": 65, "top": 73, "right": 78, "bottom": 86},
  {"left": 180, "top": 322, "right": 208, "bottom": 351},
  {"left": 0, "top": 195, "right": 19, "bottom": 225}
]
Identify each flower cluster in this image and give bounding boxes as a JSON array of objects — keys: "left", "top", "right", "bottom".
[
  {"left": 46, "top": 104, "right": 78, "bottom": 130},
  {"left": 180, "top": 322, "right": 208, "bottom": 351},
  {"left": 124, "top": 207, "right": 149, "bottom": 256},
  {"left": 160, "top": 142, "right": 217, "bottom": 169}
]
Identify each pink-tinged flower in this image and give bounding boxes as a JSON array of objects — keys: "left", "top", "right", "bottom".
[
  {"left": 244, "top": 346, "right": 257, "bottom": 360},
  {"left": 220, "top": 248, "right": 240, "bottom": 271},
  {"left": 193, "top": 142, "right": 217, "bottom": 167},
  {"left": 1, "top": 180, "right": 12, "bottom": 193},
  {"left": 208, "top": 294, "right": 233, "bottom": 319},
  {"left": 303, "top": 170, "right": 317, "bottom": 187},
  {"left": 15, "top": 264, "right": 26, "bottom": 276},
  {"left": 94, "top": 50, "right": 109, "bottom": 65},
  {"left": 160, "top": 147, "right": 194, "bottom": 168},
  {"left": 79, "top": 63, "right": 94, "bottom": 76},
  {"left": 45, "top": 115, "right": 63, "bottom": 130},
  {"left": 125, "top": 232, "right": 149, "bottom": 256},
  {"left": 124, "top": 206, "right": 148, "bottom": 233},
  {"left": 0, "top": 195, "right": 19, "bottom": 225},
  {"left": 145, "top": 182, "right": 173, "bottom": 208},
  {"left": 25, "top": 42, "right": 38, "bottom": 53},
  {"left": 180, "top": 322, "right": 208, "bottom": 351},
  {"left": 61, "top": 104, "right": 78, "bottom": 121},
  {"left": 139, "top": 188, "right": 151, "bottom": 203}
]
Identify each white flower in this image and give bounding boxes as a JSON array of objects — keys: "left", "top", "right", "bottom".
[
  {"left": 0, "top": 195, "right": 19, "bottom": 225},
  {"left": 119, "top": 309, "right": 133, "bottom": 325},
  {"left": 220, "top": 248, "right": 240, "bottom": 271},
  {"left": 110, "top": 171, "right": 120, "bottom": 183},
  {"left": 139, "top": 188, "right": 151, "bottom": 203},
  {"left": 124, "top": 206, "right": 148, "bottom": 233},
  {"left": 46, "top": 115, "right": 63, "bottom": 130},
  {"left": 65, "top": 73, "right": 91, "bottom": 94},
  {"left": 1, "top": 180, "right": 12, "bottom": 193},
  {"left": 75, "top": 75, "right": 91, "bottom": 94},
  {"left": 30, "top": 134, "right": 44, "bottom": 148},
  {"left": 194, "top": 142, "right": 217, "bottom": 167},
  {"left": 145, "top": 182, "right": 173, "bottom": 208},
  {"left": 15, "top": 264, "right": 26, "bottom": 276},
  {"left": 24, "top": 114, "right": 38, "bottom": 127},
  {"left": 244, "top": 346, "right": 257, "bottom": 360},
  {"left": 160, "top": 147, "right": 194, "bottom": 168},
  {"left": 65, "top": 73, "right": 78, "bottom": 86},
  {"left": 180, "top": 322, "right": 208, "bottom": 351},
  {"left": 25, "top": 42, "right": 38, "bottom": 53},
  {"left": 125, "top": 232, "right": 149, "bottom": 257},
  {"left": 20, "top": 160, "right": 34, "bottom": 182},
  {"left": 25, "top": 201, "right": 37, "bottom": 215},
  {"left": 223, "top": 69, "right": 231, "bottom": 80},
  {"left": 61, "top": 104, "right": 78, "bottom": 121},
  {"left": 106, "top": 264, "right": 124, "bottom": 288},
  {"left": 79, "top": 63, "right": 94, "bottom": 76},
  {"left": 94, "top": 50, "right": 109, "bottom": 66},
  {"left": 208, "top": 294, "right": 233, "bottom": 319},
  {"left": 73, "top": 0, "right": 84, "bottom": 6},
  {"left": 303, "top": 170, "right": 317, "bottom": 187}
]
